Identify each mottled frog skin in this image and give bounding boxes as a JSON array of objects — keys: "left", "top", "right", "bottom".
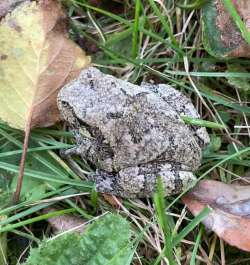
[{"left": 57, "top": 67, "right": 210, "bottom": 198}]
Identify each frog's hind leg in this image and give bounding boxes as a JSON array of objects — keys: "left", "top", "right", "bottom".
[
  {"left": 142, "top": 83, "right": 210, "bottom": 148},
  {"left": 91, "top": 163, "right": 196, "bottom": 198},
  {"left": 89, "top": 169, "right": 153, "bottom": 198}
]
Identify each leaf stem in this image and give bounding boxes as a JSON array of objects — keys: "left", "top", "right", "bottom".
[{"left": 14, "top": 111, "right": 32, "bottom": 203}]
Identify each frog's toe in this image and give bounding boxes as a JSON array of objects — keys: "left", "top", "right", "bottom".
[{"left": 60, "top": 146, "right": 78, "bottom": 158}]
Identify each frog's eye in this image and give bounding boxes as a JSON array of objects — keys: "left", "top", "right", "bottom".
[{"left": 61, "top": 101, "right": 69, "bottom": 107}]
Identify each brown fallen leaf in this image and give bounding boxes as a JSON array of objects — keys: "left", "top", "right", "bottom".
[
  {"left": 0, "top": 0, "right": 91, "bottom": 202},
  {"left": 0, "top": 0, "right": 90, "bottom": 129},
  {"left": 43, "top": 207, "right": 85, "bottom": 234},
  {"left": 182, "top": 180, "right": 250, "bottom": 252},
  {"left": 102, "top": 193, "right": 122, "bottom": 209}
]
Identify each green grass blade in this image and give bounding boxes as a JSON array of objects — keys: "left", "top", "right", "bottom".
[
  {"left": 0, "top": 203, "right": 52, "bottom": 226},
  {"left": 0, "top": 144, "right": 72, "bottom": 158},
  {"left": 177, "top": 0, "right": 208, "bottom": 9},
  {"left": 0, "top": 208, "right": 75, "bottom": 233},
  {"left": 172, "top": 207, "right": 211, "bottom": 246},
  {"left": 132, "top": 0, "right": 141, "bottom": 58},
  {"left": 181, "top": 115, "right": 226, "bottom": 129},
  {"left": 153, "top": 178, "right": 175, "bottom": 265},
  {"left": 167, "top": 147, "right": 250, "bottom": 211},
  {"left": 72, "top": 0, "right": 181, "bottom": 53},
  {"left": 0, "top": 162, "right": 93, "bottom": 189},
  {"left": 148, "top": 0, "right": 183, "bottom": 55},
  {"left": 190, "top": 226, "right": 203, "bottom": 265}
]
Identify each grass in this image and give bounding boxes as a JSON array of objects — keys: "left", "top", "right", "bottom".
[{"left": 0, "top": 0, "right": 250, "bottom": 264}]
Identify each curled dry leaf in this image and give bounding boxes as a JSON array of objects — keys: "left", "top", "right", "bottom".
[
  {"left": 102, "top": 193, "right": 123, "bottom": 208},
  {"left": 0, "top": 0, "right": 91, "bottom": 130},
  {"left": 202, "top": 0, "right": 250, "bottom": 58},
  {"left": 182, "top": 180, "right": 250, "bottom": 251}
]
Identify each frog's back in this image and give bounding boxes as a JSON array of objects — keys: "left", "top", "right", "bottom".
[{"left": 59, "top": 67, "right": 201, "bottom": 171}]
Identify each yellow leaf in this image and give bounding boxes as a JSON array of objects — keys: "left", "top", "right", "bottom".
[{"left": 0, "top": 0, "right": 91, "bottom": 130}]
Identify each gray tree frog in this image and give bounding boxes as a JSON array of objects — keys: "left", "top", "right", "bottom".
[{"left": 57, "top": 67, "right": 210, "bottom": 198}]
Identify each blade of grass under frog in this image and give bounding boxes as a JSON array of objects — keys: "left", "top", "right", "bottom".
[
  {"left": 0, "top": 144, "right": 72, "bottom": 158},
  {"left": 0, "top": 162, "right": 92, "bottom": 189}
]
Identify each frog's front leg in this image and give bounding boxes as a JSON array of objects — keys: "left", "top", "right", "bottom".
[
  {"left": 61, "top": 137, "right": 114, "bottom": 177},
  {"left": 91, "top": 163, "right": 196, "bottom": 198},
  {"left": 60, "top": 138, "right": 94, "bottom": 178},
  {"left": 61, "top": 138, "right": 93, "bottom": 158}
]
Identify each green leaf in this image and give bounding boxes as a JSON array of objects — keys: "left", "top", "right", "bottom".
[
  {"left": 23, "top": 213, "right": 133, "bottom": 265},
  {"left": 203, "top": 136, "right": 222, "bottom": 157}
]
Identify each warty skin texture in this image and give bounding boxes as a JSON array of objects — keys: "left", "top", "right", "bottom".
[{"left": 58, "top": 67, "right": 210, "bottom": 198}]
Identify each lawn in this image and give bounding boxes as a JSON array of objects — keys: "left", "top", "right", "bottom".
[{"left": 0, "top": 0, "right": 249, "bottom": 264}]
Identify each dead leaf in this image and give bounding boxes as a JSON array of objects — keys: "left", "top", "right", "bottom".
[
  {"left": 182, "top": 180, "right": 250, "bottom": 251},
  {"left": 43, "top": 207, "right": 85, "bottom": 234},
  {"left": 0, "top": 0, "right": 91, "bottom": 130},
  {"left": 202, "top": 0, "right": 250, "bottom": 58},
  {"left": 0, "top": 0, "right": 91, "bottom": 202},
  {"left": 102, "top": 193, "right": 122, "bottom": 208}
]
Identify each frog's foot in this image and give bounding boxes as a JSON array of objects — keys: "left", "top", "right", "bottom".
[
  {"left": 91, "top": 163, "right": 197, "bottom": 198},
  {"left": 60, "top": 138, "right": 93, "bottom": 158},
  {"left": 60, "top": 140, "right": 93, "bottom": 179}
]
